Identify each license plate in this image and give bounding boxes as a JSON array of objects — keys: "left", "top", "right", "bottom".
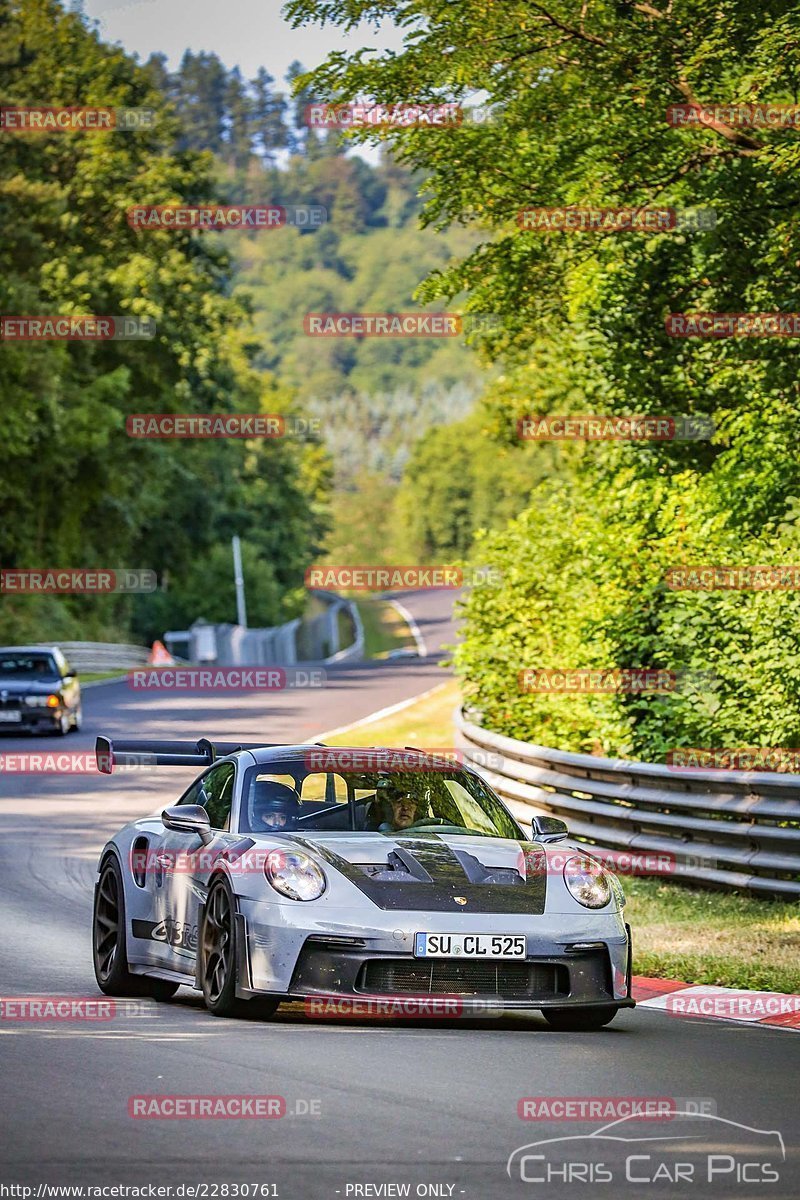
[
  {"left": 0, "top": 711, "right": 22, "bottom": 722},
  {"left": 414, "top": 933, "right": 527, "bottom": 959}
]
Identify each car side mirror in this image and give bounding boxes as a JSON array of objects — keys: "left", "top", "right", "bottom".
[
  {"left": 532, "top": 815, "right": 569, "bottom": 842},
  {"left": 162, "top": 804, "right": 213, "bottom": 845}
]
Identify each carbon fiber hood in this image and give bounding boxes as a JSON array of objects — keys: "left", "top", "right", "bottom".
[{"left": 290, "top": 833, "right": 547, "bottom": 913}]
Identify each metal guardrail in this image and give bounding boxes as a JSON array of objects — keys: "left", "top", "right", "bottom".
[
  {"left": 455, "top": 709, "right": 800, "bottom": 899},
  {"left": 164, "top": 592, "right": 362, "bottom": 667},
  {"left": 314, "top": 590, "right": 364, "bottom": 664},
  {"left": 56, "top": 641, "right": 151, "bottom": 672}
]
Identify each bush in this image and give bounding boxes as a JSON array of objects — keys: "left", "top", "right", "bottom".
[{"left": 455, "top": 471, "right": 800, "bottom": 761}]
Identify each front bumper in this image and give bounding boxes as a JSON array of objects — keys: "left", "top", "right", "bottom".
[
  {"left": 235, "top": 900, "right": 633, "bottom": 1010},
  {"left": 0, "top": 707, "right": 65, "bottom": 733},
  {"left": 286, "top": 940, "right": 630, "bottom": 1010}
]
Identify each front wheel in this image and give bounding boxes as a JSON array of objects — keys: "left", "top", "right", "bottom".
[
  {"left": 542, "top": 1005, "right": 620, "bottom": 1031},
  {"left": 93, "top": 856, "right": 179, "bottom": 1000},
  {"left": 200, "top": 877, "right": 279, "bottom": 1019}
]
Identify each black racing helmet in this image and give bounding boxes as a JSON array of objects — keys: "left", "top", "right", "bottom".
[{"left": 250, "top": 780, "right": 301, "bottom": 830}]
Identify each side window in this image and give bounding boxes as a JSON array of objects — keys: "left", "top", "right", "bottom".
[
  {"left": 177, "top": 781, "right": 201, "bottom": 808},
  {"left": 300, "top": 772, "right": 349, "bottom": 805},
  {"left": 198, "top": 762, "right": 236, "bottom": 831}
]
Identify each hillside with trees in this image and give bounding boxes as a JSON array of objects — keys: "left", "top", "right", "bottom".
[
  {"left": 0, "top": 2, "right": 493, "bottom": 643},
  {"left": 290, "top": 0, "right": 800, "bottom": 759}
]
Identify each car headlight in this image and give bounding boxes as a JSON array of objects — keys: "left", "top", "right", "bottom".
[
  {"left": 563, "top": 854, "right": 613, "bottom": 909},
  {"left": 264, "top": 850, "right": 326, "bottom": 901},
  {"left": 25, "top": 694, "right": 60, "bottom": 707}
]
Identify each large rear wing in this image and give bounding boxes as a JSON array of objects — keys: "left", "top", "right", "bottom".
[{"left": 95, "top": 735, "right": 280, "bottom": 774}]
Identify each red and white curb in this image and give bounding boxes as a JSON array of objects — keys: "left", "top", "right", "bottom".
[{"left": 632, "top": 975, "right": 800, "bottom": 1030}]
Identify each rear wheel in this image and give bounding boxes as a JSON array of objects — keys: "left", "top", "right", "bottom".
[
  {"left": 200, "top": 877, "right": 279, "bottom": 1019},
  {"left": 93, "top": 856, "right": 179, "bottom": 1000},
  {"left": 542, "top": 1005, "right": 620, "bottom": 1031},
  {"left": 69, "top": 704, "right": 83, "bottom": 732}
]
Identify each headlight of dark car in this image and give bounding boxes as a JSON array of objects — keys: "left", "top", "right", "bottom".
[{"left": 24, "top": 694, "right": 61, "bottom": 708}]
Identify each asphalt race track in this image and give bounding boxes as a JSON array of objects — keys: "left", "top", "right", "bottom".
[{"left": 1, "top": 589, "right": 798, "bottom": 1199}]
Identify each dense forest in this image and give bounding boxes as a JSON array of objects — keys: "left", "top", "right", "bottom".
[
  {"left": 289, "top": 0, "right": 800, "bottom": 759},
  {"left": 10, "top": 0, "right": 799, "bottom": 765},
  {"left": 0, "top": 2, "right": 501, "bottom": 644}
]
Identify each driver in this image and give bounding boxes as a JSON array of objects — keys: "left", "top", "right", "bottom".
[
  {"left": 376, "top": 778, "right": 420, "bottom": 832},
  {"left": 250, "top": 780, "right": 301, "bottom": 832}
]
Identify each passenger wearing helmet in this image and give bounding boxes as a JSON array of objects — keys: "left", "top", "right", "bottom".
[{"left": 250, "top": 780, "right": 301, "bottom": 831}]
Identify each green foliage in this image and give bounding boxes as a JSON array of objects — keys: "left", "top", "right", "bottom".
[
  {"left": 290, "top": 0, "right": 800, "bottom": 756},
  {"left": 0, "top": 0, "right": 330, "bottom": 645},
  {"left": 393, "top": 406, "right": 553, "bottom": 560},
  {"left": 456, "top": 473, "right": 800, "bottom": 759}
]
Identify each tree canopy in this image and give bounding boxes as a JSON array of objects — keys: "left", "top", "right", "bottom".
[{"left": 288, "top": 0, "right": 800, "bottom": 756}]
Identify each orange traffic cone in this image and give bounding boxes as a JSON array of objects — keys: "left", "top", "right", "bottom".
[{"left": 148, "top": 640, "right": 175, "bottom": 666}]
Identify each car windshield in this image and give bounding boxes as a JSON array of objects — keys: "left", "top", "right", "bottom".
[
  {"left": 240, "top": 758, "right": 521, "bottom": 839},
  {"left": 0, "top": 653, "right": 59, "bottom": 680}
]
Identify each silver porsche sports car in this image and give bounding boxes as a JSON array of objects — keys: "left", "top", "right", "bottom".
[{"left": 92, "top": 736, "right": 633, "bottom": 1030}]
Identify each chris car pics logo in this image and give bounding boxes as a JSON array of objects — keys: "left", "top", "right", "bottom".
[{"left": 507, "top": 1111, "right": 784, "bottom": 1186}]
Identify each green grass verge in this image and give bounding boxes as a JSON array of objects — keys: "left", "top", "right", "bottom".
[
  {"left": 624, "top": 877, "right": 800, "bottom": 992},
  {"left": 325, "top": 680, "right": 458, "bottom": 748},
  {"left": 79, "top": 670, "right": 126, "bottom": 682},
  {"left": 354, "top": 598, "right": 417, "bottom": 659},
  {"left": 325, "top": 679, "right": 800, "bottom": 993}
]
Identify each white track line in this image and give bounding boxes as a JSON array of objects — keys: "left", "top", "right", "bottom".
[
  {"left": 386, "top": 597, "right": 428, "bottom": 658},
  {"left": 309, "top": 682, "right": 450, "bottom": 742}
]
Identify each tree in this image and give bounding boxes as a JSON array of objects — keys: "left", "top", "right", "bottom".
[
  {"left": 0, "top": 0, "right": 330, "bottom": 644},
  {"left": 285, "top": 0, "right": 800, "bottom": 755}
]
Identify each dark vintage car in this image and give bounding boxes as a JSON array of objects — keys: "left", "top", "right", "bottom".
[{"left": 0, "top": 646, "right": 83, "bottom": 735}]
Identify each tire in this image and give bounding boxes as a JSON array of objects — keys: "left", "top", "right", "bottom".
[
  {"left": 199, "top": 876, "right": 279, "bottom": 1019},
  {"left": 93, "top": 855, "right": 179, "bottom": 1001},
  {"left": 56, "top": 712, "right": 70, "bottom": 736},
  {"left": 542, "top": 1005, "right": 620, "bottom": 1031},
  {"left": 69, "top": 704, "right": 83, "bottom": 732}
]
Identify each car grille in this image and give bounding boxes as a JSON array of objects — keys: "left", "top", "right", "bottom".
[{"left": 358, "top": 958, "right": 568, "bottom": 999}]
